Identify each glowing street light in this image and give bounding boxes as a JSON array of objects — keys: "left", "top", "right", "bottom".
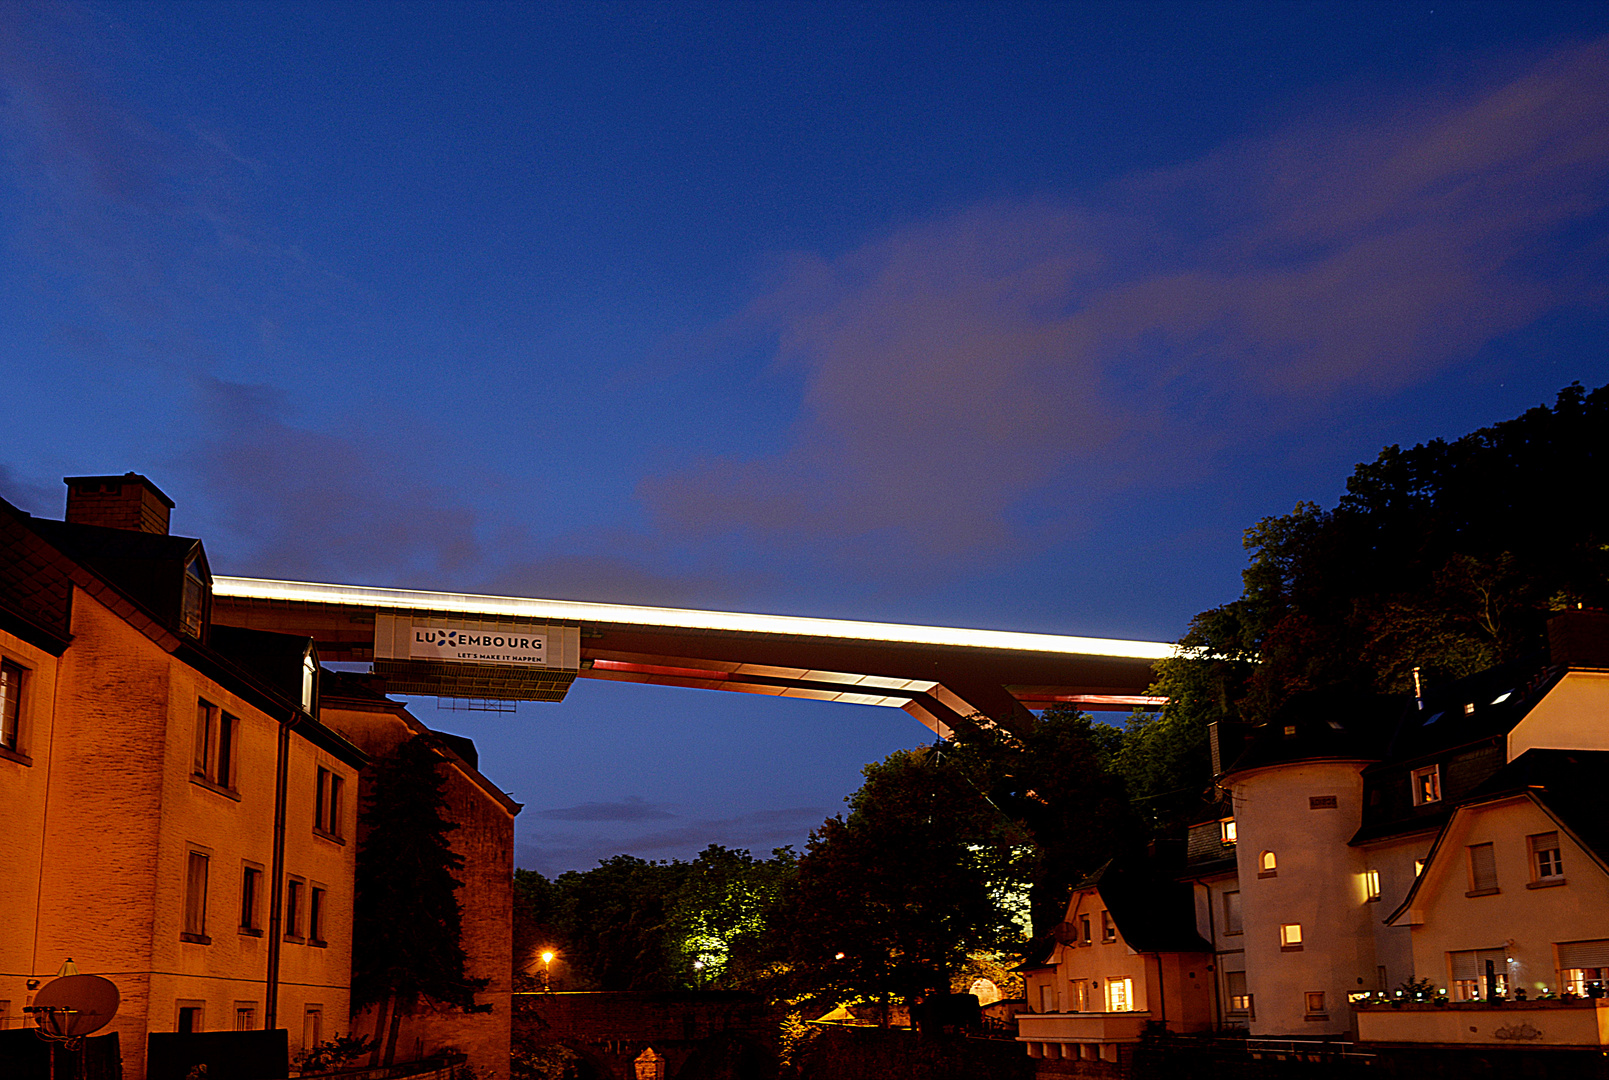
[{"left": 540, "top": 950, "right": 555, "bottom": 993}]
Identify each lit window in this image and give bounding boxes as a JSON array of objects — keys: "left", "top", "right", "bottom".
[
  {"left": 1531, "top": 832, "right": 1564, "bottom": 882},
  {"left": 1106, "top": 977, "right": 1134, "bottom": 1012},
  {"left": 1259, "top": 850, "right": 1277, "bottom": 876},
  {"left": 1220, "top": 819, "right": 1237, "bottom": 844},
  {"left": 1412, "top": 765, "right": 1441, "bottom": 806},
  {"left": 1279, "top": 923, "right": 1303, "bottom": 950},
  {"left": 1226, "top": 971, "right": 1252, "bottom": 1015},
  {"left": 184, "top": 851, "right": 210, "bottom": 942},
  {"left": 1558, "top": 945, "right": 1609, "bottom": 997},
  {"left": 1468, "top": 843, "right": 1498, "bottom": 895},
  {"left": 1450, "top": 948, "right": 1507, "bottom": 1001},
  {"left": 1414, "top": 859, "right": 1425, "bottom": 877},
  {"left": 1, "top": 658, "right": 24, "bottom": 754},
  {"left": 1305, "top": 991, "right": 1326, "bottom": 1016},
  {"left": 1101, "top": 910, "right": 1117, "bottom": 943},
  {"left": 1223, "top": 890, "right": 1243, "bottom": 935},
  {"left": 315, "top": 767, "right": 344, "bottom": 839},
  {"left": 1463, "top": 702, "right": 1475, "bottom": 716},
  {"left": 1363, "top": 869, "right": 1381, "bottom": 902}
]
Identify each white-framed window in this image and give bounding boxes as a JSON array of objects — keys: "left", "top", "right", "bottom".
[
  {"left": 1106, "top": 977, "right": 1133, "bottom": 1012},
  {"left": 1220, "top": 818, "right": 1237, "bottom": 844},
  {"left": 1222, "top": 890, "right": 1243, "bottom": 935},
  {"left": 1259, "top": 850, "right": 1277, "bottom": 876},
  {"left": 1412, "top": 765, "right": 1441, "bottom": 805},
  {"left": 183, "top": 850, "right": 210, "bottom": 943},
  {"left": 1531, "top": 832, "right": 1564, "bottom": 883},
  {"left": 1468, "top": 842, "right": 1499, "bottom": 895},
  {"left": 1279, "top": 923, "right": 1303, "bottom": 950}
]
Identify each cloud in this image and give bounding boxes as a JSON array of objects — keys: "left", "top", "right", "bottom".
[
  {"left": 641, "top": 38, "right": 1609, "bottom": 571},
  {"left": 537, "top": 797, "right": 678, "bottom": 822},
  {"left": 516, "top": 805, "right": 828, "bottom": 876},
  {"left": 180, "top": 377, "right": 483, "bottom": 584}
]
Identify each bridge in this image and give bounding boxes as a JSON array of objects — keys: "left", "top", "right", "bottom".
[{"left": 211, "top": 577, "right": 1172, "bottom": 735}]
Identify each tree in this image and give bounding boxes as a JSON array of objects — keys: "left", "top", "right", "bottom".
[
  {"left": 1145, "top": 381, "right": 1609, "bottom": 802},
  {"left": 665, "top": 844, "right": 795, "bottom": 989},
  {"left": 353, "top": 734, "right": 487, "bottom": 1065},
  {"left": 779, "top": 747, "right": 1026, "bottom": 1023}
]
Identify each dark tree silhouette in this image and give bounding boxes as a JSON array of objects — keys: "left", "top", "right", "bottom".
[{"left": 353, "top": 733, "right": 486, "bottom": 1064}]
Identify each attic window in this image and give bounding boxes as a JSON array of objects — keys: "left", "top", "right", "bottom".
[
  {"left": 1283, "top": 725, "right": 1297, "bottom": 737},
  {"left": 1220, "top": 819, "right": 1237, "bottom": 844},
  {"left": 1491, "top": 691, "right": 1512, "bottom": 705},
  {"left": 1463, "top": 702, "right": 1475, "bottom": 716},
  {"left": 181, "top": 558, "right": 205, "bottom": 638},
  {"left": 1412, "top": 765, "right": 1441, "bottom": 806}
]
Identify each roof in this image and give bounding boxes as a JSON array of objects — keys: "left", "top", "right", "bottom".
[
  {"left": 1385, "top": 748, "right": 1609, "bottom": 924},
  {"left": 1222, "top": 690, "right": 1402, "bottom": 777},
  {"left": 1076, "top": 853, "right": 1213, "bottom": 955}
]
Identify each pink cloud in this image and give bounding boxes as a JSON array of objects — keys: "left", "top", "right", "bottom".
[{"left": 642, "top": 38, "right": 1609, "bottom": 567}]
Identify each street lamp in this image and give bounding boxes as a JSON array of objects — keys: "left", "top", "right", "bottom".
[{"left": 540, "top": 950, "right": 555, "bottom": 993}]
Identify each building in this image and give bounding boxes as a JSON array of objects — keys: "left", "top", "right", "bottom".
[
  {"left": 1017, "top": 854, "right": 1214, "bottom": 1065},
  {"left": 0, "top": 475, "right": 363, "bottom": 1078},
  {"left": 319, "top": 670, "right": 521, "bottom": 1079},
  {"left": 1, "top": 474, "right": 522, "bottom": 1080}
]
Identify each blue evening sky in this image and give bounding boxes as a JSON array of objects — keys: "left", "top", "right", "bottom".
[{"left": 3, "top": 1, "right": 1607, "bottom": 873}]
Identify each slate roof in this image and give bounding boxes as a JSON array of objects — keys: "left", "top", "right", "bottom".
[{"left": 1077, "top": 853, "right": 1213, "bottom": 955}]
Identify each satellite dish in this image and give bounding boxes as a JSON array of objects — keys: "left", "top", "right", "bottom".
[{"left": 30, "top": 974, "right": 120, "bottom": 1039}]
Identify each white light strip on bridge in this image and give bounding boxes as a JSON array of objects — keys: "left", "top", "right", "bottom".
[{"left": 213, "top": 576, "right": 1177, "bottom": 660}]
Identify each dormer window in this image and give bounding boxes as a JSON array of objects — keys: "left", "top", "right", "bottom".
[
  {"left": 1221, "top": 819, "right": 1237, "bottom": 844},
  {"left": 181, "top": 557, "right": 206, "bottom": 637},
  {"left": 1412, "top": 765, "right": 1441, "bottom": 806}
]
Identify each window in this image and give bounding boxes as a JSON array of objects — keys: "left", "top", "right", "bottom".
[
  {"left": 177, "top": 1003, "right": 204, "bottom": 1034},
  {"left": 301, "top": 652, "right": 317, "bottom": 714},
  {"left": 1101, "top": 910, "right": 1116, "bottom": 943},
  {"left": 1220, "top": 819, "right": 1237, "bottom": 844},
  {"left": 240, "top": 865, "right": 263, "bottom": 934},
  {"left": 1363, "top": 869, "right": 1381, "bottom": 902},
  {"left": 181, "top": 558, "right": 206, "bottom": 637},
  {"left": 1106, "top": 977, "right": 1133, "bottom": 1012},
  {"left": 1071, "top": 980, "right": 1088, "bottom": 1012},
  {"left": 1226, "top": 971, "right": 1252, "bottom": 1016},
  {"left": 314, "top": 767, "right": 343, "bottom": 839},
  {"left": 1450, "top": 948, "right": 1508, "bottom": 1001},
  {"left": 183, "top": 851, "right": 210, "bottom": 943},
  {"left": 1039, "top": 984, "right": 1056, "bottom": 1013},
  {"left": 1414, "top": 859, "right": 1425, "bottom": 877},
  {"left": 1279, "top": 923, "right": 1303, "bottom": 950},
  {"left": 1412, "top": 765, "right": 1441, "bottom": 805},
  {"left": 235, "top": 1004, "right": 257, "bottom": 1031},
  {"left": 1304, "top": 991, "right": 1326, "bottom": 1017},
  {"left": 1223, "top": 890, "right": 1243, "bottom": 935},
  {"left": 308, "top": 886, "right": 326, "bottom": 945},
  {"left": 192, "top": 702, "right": 237, "bottom": 791},
  {"left": 1259, "top": 850, "right": 1277, "bottom": 877},
  {"left": 1531, "top": 832, "right": 1564, "bottom": 884},
  {"left": 1, "top": 658, "right": 24, "bottom": 754},
  {"left": 1467, "top": 843, "right": 1499, "bottom": 895},
  {"left": 1080, "top": 914, "right": 1091, "bottom": 945},
  {"left": 285, "top": 877, "right": 305, "bottom": 941},
  {"left": 302, "top": 1006, "right": 322, "bottom": 1053},
  {"left": 1557, "top": 941, "right": 1609, "bottom": 996}
]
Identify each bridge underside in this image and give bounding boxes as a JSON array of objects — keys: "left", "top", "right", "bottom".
[{"left": 211, "top": 578, "right": 1167, "bottom": 736}]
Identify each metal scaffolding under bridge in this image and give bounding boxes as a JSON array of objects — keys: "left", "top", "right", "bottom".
[{"left": 210, "top": 577, "right": 1173, "bottom": 736}]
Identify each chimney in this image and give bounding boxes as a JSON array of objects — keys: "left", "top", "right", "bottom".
[
  {"left": 63, "top": 473, "right": 175, "bottom": 535},
  {"left": 1549, "top": 610, "right": 1609, "bottom": 670}
]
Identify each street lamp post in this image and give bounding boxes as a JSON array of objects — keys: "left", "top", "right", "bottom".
[{"left": 540, "top": 950, "right": 555, "bottom": 993}]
